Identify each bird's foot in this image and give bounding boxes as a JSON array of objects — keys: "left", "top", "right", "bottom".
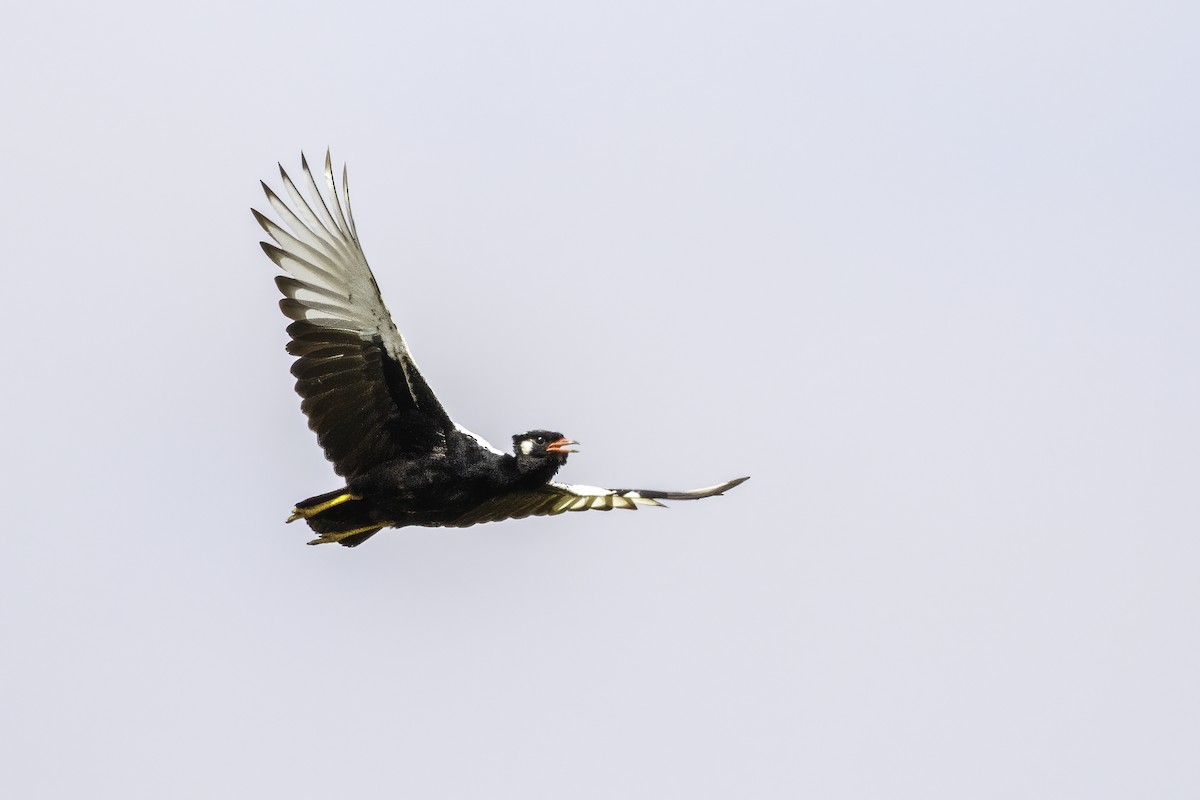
[
  {"left": 286, "top": 492, "right": 362, "bottom": 522},
  {"left": 306, "top": 523, "right": 388, "bottom": 546}
]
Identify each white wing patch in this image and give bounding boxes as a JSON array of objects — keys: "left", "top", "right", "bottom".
[
  {"left": 552, "top": 483, "right": 612, "bottom": 496},
  {"left": 456, "top": 423, "right": 506, "bottom": 456}
]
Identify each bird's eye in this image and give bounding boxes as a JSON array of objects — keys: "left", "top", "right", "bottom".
[{"left": 535, "top": 436, "right": 546, "bottom": 444}]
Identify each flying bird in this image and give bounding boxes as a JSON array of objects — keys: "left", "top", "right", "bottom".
[{"left": 253, "top": 152, "right": 748, "bottom": 546}]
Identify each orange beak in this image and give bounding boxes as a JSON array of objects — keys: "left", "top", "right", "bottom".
[{"left": 545, "top": 437, "right": 579, "bottom": 454}]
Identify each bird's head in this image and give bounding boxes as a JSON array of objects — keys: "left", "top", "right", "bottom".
[{"left": 512, "top": 430, "right": 578, "bottom": 465}]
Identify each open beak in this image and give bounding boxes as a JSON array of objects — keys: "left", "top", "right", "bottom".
[{"left": 545, "top": 437, "right": 579, "bottom": 454}]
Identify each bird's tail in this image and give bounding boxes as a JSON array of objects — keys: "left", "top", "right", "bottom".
[{"left": 287, "top": 489, "right": 384, "bottom": 547}]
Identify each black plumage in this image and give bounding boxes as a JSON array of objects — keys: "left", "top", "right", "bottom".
[{"left": 254, "top": 152, "right": 748, "bottom": 546}]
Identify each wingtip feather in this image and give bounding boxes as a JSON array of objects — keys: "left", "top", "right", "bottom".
[{"left": 250, "top": 207, "right": 272, "bottom": 232}]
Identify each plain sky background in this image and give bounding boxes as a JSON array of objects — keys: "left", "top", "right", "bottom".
[{"left": 3, "top": 1, "right": 1198, "bottom": 797}]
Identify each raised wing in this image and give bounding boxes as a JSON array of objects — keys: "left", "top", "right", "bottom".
[
  {"left": 253, "top": 151, "right": 466, "bottom": 477},
  {"left": 444, "top": 476, "right": 750, "bottom": 527}
]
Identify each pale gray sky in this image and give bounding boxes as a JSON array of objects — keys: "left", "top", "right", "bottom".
[{"left": 3, "top": 1, "right": 1198, "bottom": 797}]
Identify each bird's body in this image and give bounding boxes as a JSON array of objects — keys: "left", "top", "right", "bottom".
[{"left": 254, "top": 152, "right": 747, "bottom": 546}]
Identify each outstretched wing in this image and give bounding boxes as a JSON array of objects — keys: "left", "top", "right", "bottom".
[
  {"left": 444, "top": 476, "right": 750, "bottom": 527},
  {"left": 253, "top": 151, "right": 470, "bottom": 477}
]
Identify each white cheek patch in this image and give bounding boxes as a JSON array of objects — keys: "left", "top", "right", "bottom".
[{"left": 520, "top": 439, "right": 534, "bottom": 455}]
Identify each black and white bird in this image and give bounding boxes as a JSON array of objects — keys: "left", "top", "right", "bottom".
[{"left": 253, "top": 152, "right": 748, "bottom": 546}]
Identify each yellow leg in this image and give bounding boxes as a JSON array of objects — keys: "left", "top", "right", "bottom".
[
  {"left": 287, "top": 493, "right": 362, "bottom": 522},
  {"left": 306, "top": 522, "right": 392, "bottom": 546}
]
